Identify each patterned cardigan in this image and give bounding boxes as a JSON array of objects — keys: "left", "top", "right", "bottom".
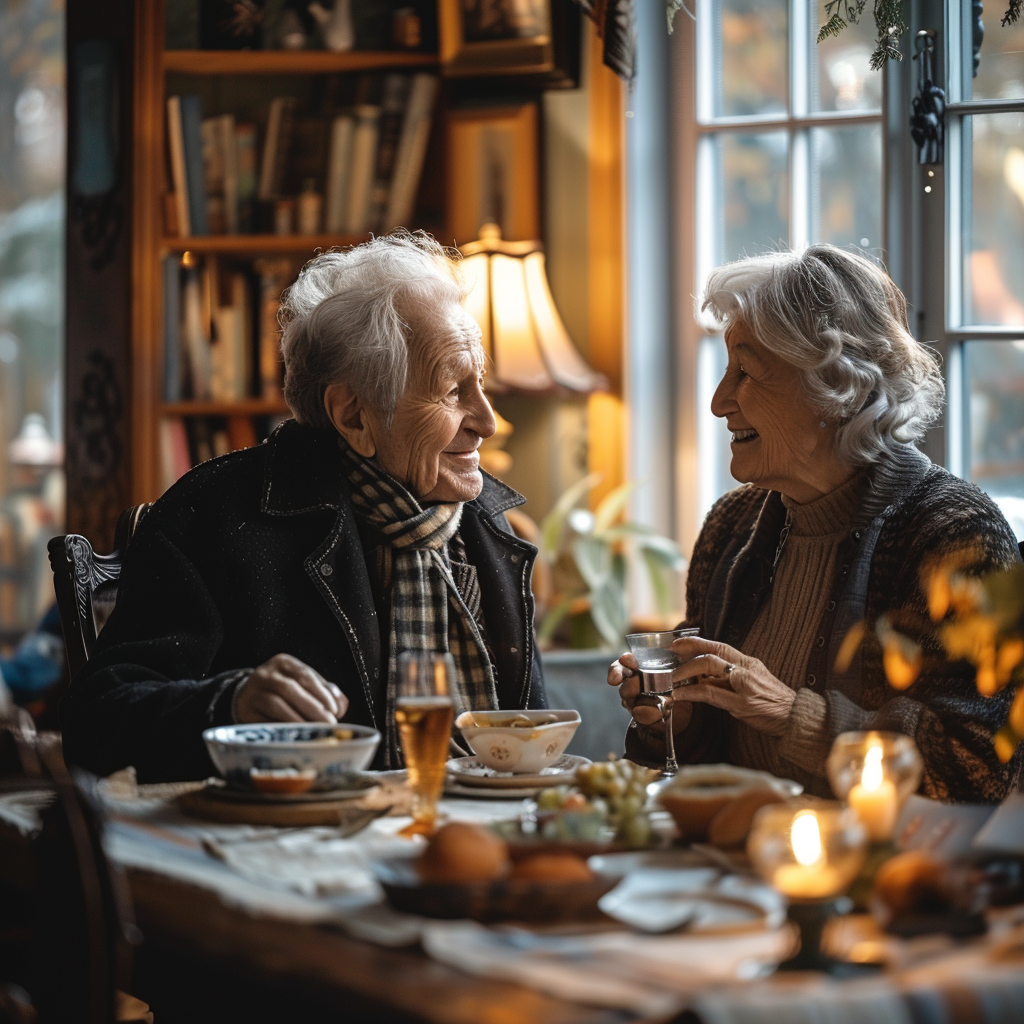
[{"left": 626, "top": 446, "right": 1023, "bottom": 803}]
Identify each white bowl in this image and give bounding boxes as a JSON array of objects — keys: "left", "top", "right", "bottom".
[
  {"left": 202, "top": 722, "right": 381, "bottom": 790},
  {"left": 454, "top": 709, "right": 581, "bottom": 774}
]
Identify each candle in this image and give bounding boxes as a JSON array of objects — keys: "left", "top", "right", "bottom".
[
  {"left": 772, "top": 810, "right": 846, "bottom": 899},
  {"left": 847, "top": 744, "right": 898, "bottom": 841}
]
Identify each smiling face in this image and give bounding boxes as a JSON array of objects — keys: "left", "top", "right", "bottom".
[
  {"left": 710, "top": 320, "right": 854, "bottom": 503},
  {"left": 369, "top": 302, "right": 497, "bottom": 503}
]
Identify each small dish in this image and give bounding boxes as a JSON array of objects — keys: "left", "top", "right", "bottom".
[
  {"left": 202, "top": 774, "right": 379, "bottom": 804},
  {"left": 202, "top": 722, "right": 381, "bottom": 791},
  {"left": 443, "top": 780, "right": 543, "bottom": 799},
  {"left": 446, "top": 753, "right": 591, "bottom": 789},
  {"left": 373, "top": 855, "right": 618, "bottom": 923},
  {"left": 455, "top": 709, "right": 581, "bottom": 773}
]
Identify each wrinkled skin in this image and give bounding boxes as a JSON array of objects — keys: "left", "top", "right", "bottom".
[
  {"left": 608, "top": 321, "right": 855, "bottom": 741},
  {"left": 234, "top": 301, "right": 496, "bottom": 724}
]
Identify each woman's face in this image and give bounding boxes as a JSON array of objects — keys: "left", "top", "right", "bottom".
[
  {"left": 371, "top": 302, "right": 497, "bottom": 502},
  {"left": 710, "top": 321, "right": 850, "bottom": 503}
]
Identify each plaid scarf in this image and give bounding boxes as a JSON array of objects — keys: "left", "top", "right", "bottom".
[{"left": 338, "top": 441, "right": 498, "bottom": 767}]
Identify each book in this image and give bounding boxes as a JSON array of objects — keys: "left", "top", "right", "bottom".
[
  {"left": 384, "top": 74, "right": 439, "bottom": 232},
  {"left": 159, "top": 417, "right": 192, "bottom": 490},
  {"left": 235, "top": 122, "right": 257, "bottom": 233},
  {"left": 181, "top": 264, "right": 212, "bottom": 400},
  {"left": 179, "top": 94, "right": 209, "bottom": 236},
  {"left": 163, "top": 255, "right": 182, "bottom": 401},
  {"left": 200, "top": 115, "right": 226, "bottom": 233},
  {"left": 166, "top": 96, "right": 190, "bottom": 237},
  {"left": 367, "top": 74, "right": 411, "bottom": 233},
  {"left": 258, "top": 96, "right": 298, "bottom": 202},
  {"left": 186, "top": 416, "right": 214, "bottom": 465},
  {"left": 344, "top": 104, "right": 381, "bottom": 234},
  {"left": 226, "top": 416, "right": 258, "bottom": 451},
  {"left": 219, "top": 114, "right": 239, "bottom": 234},
  {"left": 325, "top": 114, "right": 355, "bottom": 233},
  {"left": 254, "top": 258, "right": 290, "bottom": 400},
  {"left": 287, "top": 113, "right": 331, "bottom": 199}
]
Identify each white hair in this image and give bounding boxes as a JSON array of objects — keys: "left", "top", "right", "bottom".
[
  {"left": 279, "top": 231, "right": 466, "bottom": 429},
  {"left": 699, "top": 245, "right": 945, "bottom": 465}
]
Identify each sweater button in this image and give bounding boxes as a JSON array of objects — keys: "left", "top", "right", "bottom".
[
  {"left": 319, "top": 563, "right": 333, "bottom": 576},
  {"left": 827, "top": 600, "right": 836, "bottom": 611},
  {"left": 852, "top": 529, "right": 862, "bottom": 541},
  {"left": 510, "top": 646, "right": 518, "bottom": 654},
  {"left": 510, "top": 554, "right": 520, "bottom": 563},
  {"left": 806, "top": 674, "right": 816, "bottom": 686},
  {"left": 816, "top": 636, "right": 825, "bottom": 647}
]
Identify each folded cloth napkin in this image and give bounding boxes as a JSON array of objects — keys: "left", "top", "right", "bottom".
[{"left": 419, "top": 919, "right": 794, "bottom": 1017}]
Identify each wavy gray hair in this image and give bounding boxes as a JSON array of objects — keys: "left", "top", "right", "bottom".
[
  {"left": 700, "top": 245, "right": 945, "bottom": 465},
  {"left": 279, "top": 231, "right": 466, "bottom": 429}
]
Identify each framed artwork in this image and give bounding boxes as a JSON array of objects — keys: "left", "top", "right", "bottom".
[
  {"left": 438, "top": 0, "right": 556, "bottom": 77},
  {"left": 446, "top": 102, "right": 540, "bottom": 245}
]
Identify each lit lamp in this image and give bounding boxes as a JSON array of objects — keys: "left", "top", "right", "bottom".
[
  {"left": 826, "top": 731, "right": 923, "bottom": 843},
  {"left": 460, "top": 224, "right": 607, "bottom": 395},
  {"left": 748, "top": 799, "right": 868, "bottom": 972}
]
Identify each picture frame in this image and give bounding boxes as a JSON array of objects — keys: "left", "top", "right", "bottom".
[
  {"left": 446, "top": 102, "right": 540, "bottom": 245},
  {"left": 438, "top": 0, "right": 556, "bottom": 77}
]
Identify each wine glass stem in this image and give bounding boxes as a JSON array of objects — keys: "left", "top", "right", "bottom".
[{"left": 663, "top": 701, "right": 678, "bottom": 775}]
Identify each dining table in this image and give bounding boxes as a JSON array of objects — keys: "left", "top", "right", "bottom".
[{"left": 1, "top": 765, "right": 1023, "bottom": 1024}]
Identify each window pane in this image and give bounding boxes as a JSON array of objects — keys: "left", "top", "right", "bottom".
[
  {"left": 812, "top": 6, "right": 881, "bottom": 113},
  {"left": 962, "top": 112, "right": 1024, "bottom": 327},
  {"left": 697, "top": 335, "right": 735, "bottom": 519},
  {"left": 715, "top": 0, "right": 788, "bottom": 117},
  {"left": 811, "top": 123, "right": 882, "bottom": 249},
  {"left": 712, "top": 131, "right": 790, "bottom": 262},
  {"left": 0, "top": 0, "right": 65, "bottom": 647},
  {"left": 965, "top": 340, "right": 1024, "bottom": 540},
  {"left": 966, "top": 15, "right": 1024, "bottom": 101}
]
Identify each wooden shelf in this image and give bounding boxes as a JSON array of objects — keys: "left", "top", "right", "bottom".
[
  {"left": 163, "top": 49, "right": 438, "bottom": 76},
  {"left": 165, "top": 234, "right": 366, "bottom": 254},
  {"left": 162, "top": 400, "right": 291, "bottom": 417}
]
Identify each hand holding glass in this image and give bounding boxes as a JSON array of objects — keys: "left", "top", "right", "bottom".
[
  {"left": 395, "top": 652, "right": 455, "bottom": 837},
  {"left": 624, "top": 628, "right": 700, "bottom": 775}
]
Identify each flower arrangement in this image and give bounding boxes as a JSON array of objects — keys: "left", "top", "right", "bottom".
[
  {"left": 836, "top": 553, "right": 1024, "bottom": 761},
  {"left": 536, "top": 474, "right": 687, "bottom": 650}
]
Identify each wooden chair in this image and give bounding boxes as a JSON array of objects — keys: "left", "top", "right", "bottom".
[{"left": 46, "top": 504, "right": 151, "bottom": 679}]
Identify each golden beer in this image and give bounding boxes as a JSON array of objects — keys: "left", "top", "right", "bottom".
[{"left": 396, "top": 695, "right": 454, "bottom": 833}]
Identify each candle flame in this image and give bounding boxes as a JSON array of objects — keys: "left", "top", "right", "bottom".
[
  {"left": 861, "top": 745, "right": 884, "bottom": 792},
  {"left": 791, "top": 810, "right": 822, "bottom": 866}
]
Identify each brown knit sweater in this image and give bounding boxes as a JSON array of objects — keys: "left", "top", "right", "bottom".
[{"left": 625, "top": 446, "right": 1024, "bottom": 802}]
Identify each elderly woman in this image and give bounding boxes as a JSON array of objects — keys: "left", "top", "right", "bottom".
[
  {"left": 62, "top": 233, "right": 545, "bottom": 781},
  {"left": 610, "top": 245, "right": 1022, "bottom": 803}
]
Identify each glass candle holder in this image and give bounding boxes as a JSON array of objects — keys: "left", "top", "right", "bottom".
[
  {"left": 826, "top": 731, "right": 922, "bottom": 842},
  {"left": 748, "top": 799, "right": 869, "bottom": 973}
]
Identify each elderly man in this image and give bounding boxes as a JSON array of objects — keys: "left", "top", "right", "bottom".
[{"left": 62, "top": 233, "right": 546, "bottom": 781}]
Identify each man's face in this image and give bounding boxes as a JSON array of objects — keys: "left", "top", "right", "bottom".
[{"left": 370, "top": 302, "right": 497, "bottom": 502}]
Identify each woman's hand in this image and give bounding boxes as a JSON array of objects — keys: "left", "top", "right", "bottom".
[
  {"left": 234, "top": 653, "right": 348, "bottom": 724},
  {"left": 607, "top": 653, "right": 695, "bottom": 735},
  {"left": 667, "top": 635, "right": 795, "bottom": 736}
]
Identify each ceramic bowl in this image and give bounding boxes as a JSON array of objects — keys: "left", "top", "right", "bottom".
[
  {"left": 202, "top": 722, "right": 381, "bottom": 791},
  {"left": 454, "top": 709, "right": 581, "bottom": 774}
]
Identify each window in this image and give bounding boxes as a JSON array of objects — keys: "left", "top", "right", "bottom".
[
  {"left": 669, "top": 0, "right": 1024, "bottom": 551},
  {"left": 0, "top": 0, "right": 65, "bottom": 649}
]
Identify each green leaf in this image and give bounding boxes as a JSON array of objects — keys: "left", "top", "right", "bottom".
[
  {"left": 539, "top": 472, "right": 601, "bottom": 558},
  {"left": 594, "top": 481, "right": 640, "bottom": 533},
  {"left": 589, "top": 578, "right": 628, "bottom": 648},
  {"left": 641, "top": 547, "right": 674, "bottom": 613},
  {"left": 573, "top": 535, "right": 612, "bottom": 590},
  {"left": 633, "top": 533, "right": 686, "bottom": 567}
]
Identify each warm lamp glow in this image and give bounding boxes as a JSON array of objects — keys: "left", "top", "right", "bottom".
[
  {"left": 460, "top": 224, "right": 607, "bottom": 394},
  {"left": 861, "top": 745, "right": 884, "bottom": 790},
  {"left": 792, "top": 811, "right": 823, "bottom": 866}
]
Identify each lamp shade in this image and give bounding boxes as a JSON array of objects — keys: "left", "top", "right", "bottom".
[{"left": 461, "top": 225, "right": 607, "bottom": 394}]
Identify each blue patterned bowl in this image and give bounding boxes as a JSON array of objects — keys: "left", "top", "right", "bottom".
[{"left": 202, "top": 722, "right": 381, "bottom": 791}]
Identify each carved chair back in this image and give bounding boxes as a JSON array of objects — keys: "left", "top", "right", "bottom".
[{"left": 46, "top": 504, "right": 151, "bottom": 679}]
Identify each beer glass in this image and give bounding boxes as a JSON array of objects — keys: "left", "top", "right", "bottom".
[
  {"left": 624, "top": 627, "right": 700, "bottom": 776},
  {"left": 395, "top": 651, "right": 455, "bottom": 836}
]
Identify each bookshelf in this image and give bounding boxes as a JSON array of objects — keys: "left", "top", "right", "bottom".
[{"left": 128, "top": 1, "right": 449, "bottom": 502}]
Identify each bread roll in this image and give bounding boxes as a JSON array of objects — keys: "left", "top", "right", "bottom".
[
  {"left": 418, "top": 822, "right": 510, "bottom": 884},
  {"left": 873, "top": 850, "right": 948, "bottom": 915},
  {"left": 707, "top": 788, "right": 785, "bottom": 848},
  {"left": 508, "top": 852, "right": 594, "bottom": 882}
]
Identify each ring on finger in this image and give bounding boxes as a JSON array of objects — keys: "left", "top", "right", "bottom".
[{"left": 723, "top": 662, "right": 735, "bottom": 678}]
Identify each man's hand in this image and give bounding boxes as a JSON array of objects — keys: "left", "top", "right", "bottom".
[{"left": 233, "top": 654, "right": 348, "bottom": 724}]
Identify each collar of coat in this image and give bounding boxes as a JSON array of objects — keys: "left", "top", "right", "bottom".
[{"left": 259, "top": 418, "right": 527, "bottom": 521}]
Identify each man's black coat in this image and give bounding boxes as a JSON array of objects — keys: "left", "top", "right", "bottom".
[{"left": 61, "top": 421, "right": 546, "bottom": 781}]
